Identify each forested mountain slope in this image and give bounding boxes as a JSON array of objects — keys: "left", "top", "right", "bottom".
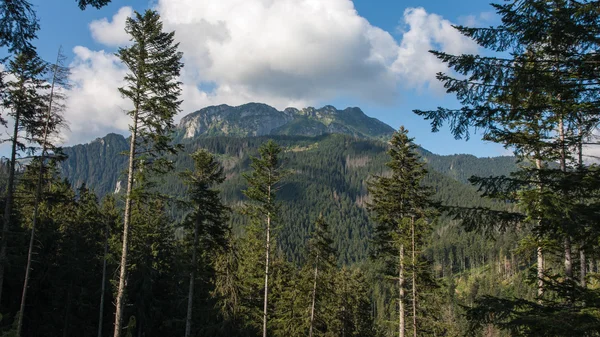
[{"left": 60, "top": 129, "right": 517, "bottom": 264}]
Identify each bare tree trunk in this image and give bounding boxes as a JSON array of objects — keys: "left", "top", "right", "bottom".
[
  {"left": 399, "top": 244, "right": 405, "bottom": 337},
  {"left": 98, "top": 215, "right": 109, "bottom": 337},
  {"left": 185, "top": 217, "right": 200, "bottom": 337},
  {"left": 537, "top": 246, "right": 544, "bottom": 301},
  {"left": 411, "top": 217, "right": 417, "bottom": 337},
  {"left": 0, "top": 108, "right": 20, "bottom": 307},
  {"left": 263, "top": 210, "right": 271, "bottom": 337},
  {"left": 114, "top": 108, "right": 139, "bottom": 337},
  {"left": 535, "top": 158, "right": 544, "bottom": 302},
  {"left": 580, "top": 246, "right": 586, "bottom": 288},
  {"left": 559, "top": 117, "right": 573, "bottom": 282},
  {"left": 309, "top": 255, "right": 318, "bottom": 337}
]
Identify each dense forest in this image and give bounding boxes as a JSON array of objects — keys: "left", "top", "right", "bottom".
[{"left": 0, "top": 0, "right": 599, "bottom": 336}]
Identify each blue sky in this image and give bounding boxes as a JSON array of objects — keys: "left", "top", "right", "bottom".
[{"left": 23, "top": 0, "right": 507, "bottom": 157}]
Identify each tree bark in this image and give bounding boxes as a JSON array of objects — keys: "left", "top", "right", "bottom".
[
  {"left": 17, "top": 52, "right": 58, "bottom": 335},
  {"left": 263, "top": 210, "right": 271, "bottom": 337},
  {"left": 185, "top": 216, "right": 200, "bottom": 337},
  {"left": 399, "top": 244, "right": 405, "bottom": 337},
  {"left": 559, "top": 117, "right": 573, "bottom": 282},
  {"left": 411, "top": 217, "right": 416, "bottom": 337},
  {"left": 580, "top": 246, "right": 586, "bottom": 288},
  {"left": 114, "top": 108, "right": 139, "bottom": 337},
  {"left": 309, "top": 255, "right": 318, "bottom": 337},
  {"left": 0, "top": 107, "right": 20, "bottom": 307},
  {"left": 537, "top": 246, "right": 544, "bottom": 301}
]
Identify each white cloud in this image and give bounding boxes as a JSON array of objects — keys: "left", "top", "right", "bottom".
[
  {"left": 393, "top": 7, "right": 478, "bottom": 93},
  {"left": 89, "top": 6, "right": 133, "bottom": 47},
  {"left": 63, "top": 46, "right": 131, "bottom": 144},
  {"left": 458, "top": 11, "right": 496, "bottom": 27},
  {"left": 60, "top": 2, "right": 478, "bottom": 145}
]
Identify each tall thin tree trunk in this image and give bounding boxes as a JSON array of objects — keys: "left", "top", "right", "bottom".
[
  {"left": 17, "top": 49, "right": 59, "bottom": 335},
  {"left": 577, "top": 130, "right": 586, "bottom": 288},
  {"left": 559, "top": 117, "right": 573, "bottom": 281},
  {"left": 411, "top": 217, "right": 416, "bottom": 337},
  {"left": 263, "top": 211, "right": 271, "bottom": 337},
  {"left": 399, "top": 244, "right": 405, "bottom": 337},
  {"left": 580, "top": 246, "right": 586, "bottom": 288},
  {"left": 0, "top": 108, "right": 20, "bottom": 307},
  {"left": 537, "top": 246, "right": 544, "bottom": 300},
  {"left": 98, "top": 214, "right": 109, "bottom": 337},
  {"left": 309, "top": 255, "right": 318, "bottom": 337},
  {"left": 535, "top": 158, "right": 544, "bottom": 301},
  {"left": 185, "top": 217, "right": 200, "bottom": 337},
  {"left": 114, "top": 108, "right": 139, "bottom": 337}
]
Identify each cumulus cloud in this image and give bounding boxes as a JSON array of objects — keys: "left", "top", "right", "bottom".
[
  {"left": 89, "top": 6, "right": 133, "bottom": 47},
  {"left": 62, "top": 1, "right": 478, "bottom": 145},
  {"left": 64, "top": 46, "right": 131, "bottom": 144},
  {"left": 393, "top": 7, "right": 478, "bottom": 93}
]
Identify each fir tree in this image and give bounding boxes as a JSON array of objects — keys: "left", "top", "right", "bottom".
[
  {"left": 368, "top": 126, "right": 433, "bottom": 337},
  {"left": 180, "top": 149, "right": 229, "bottom": 337},
  {"left": 112, "top": 9, "right": 183, "bottom": 337},
  {"left": 307, "top": 214, "right": 336, "bottom": 337},
  {"left": 413, "top": 0, "right": 600, "bottom": 334},
  {"left": 242, "top": 139, "right": 287, "bottom": 337},
  {"left": 0, "top": 50, "right": 48, "bottom": 309}
]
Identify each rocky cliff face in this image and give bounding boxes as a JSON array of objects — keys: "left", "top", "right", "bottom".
[{"left": 176, "top": 103, "right": 395, "bottom": 140}]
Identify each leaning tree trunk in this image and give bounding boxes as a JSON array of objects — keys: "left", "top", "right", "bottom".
[
  {"left": 399, "top": 244, "right": 405, "bottom": 337},
  {"left": 16, "top": 54, "right": 59, "bottom": 335},
  {"left": 0, "top": 108, "right": 21, "bottom": 307},
  {"left": 114, "top": 107, "right": 139, "bottom": 337},
  {"left": 185, "top": 216, "right": 200, "bottom": 337},
  {"left": 309, "top": 255, "right": 319, "bottom": 337},
  {"left": 411, "top": 217, "right": 417, "bottom": 337}
]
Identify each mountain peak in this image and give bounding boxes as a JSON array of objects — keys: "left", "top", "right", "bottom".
[{"left": 176, "top": 103, "right": 394, "bottom": 140}]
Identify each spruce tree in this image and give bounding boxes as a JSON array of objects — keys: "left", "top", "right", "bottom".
[
  {"left": 181, "top": 149, "right": 229, "bottom": 337},
  {"left": 113, "top": 10, "right": 183, "bottom": 337},
  {"left": 413, "top": 0, "right": 600, "bottom": 334},
  {"left": 242, "top": 139, "right": 287, "bottom": 337},
  {"left": 16, "top": 46, "right": 67, "bottom": 337},
  {"left": 0, "top": 50, "right": 48, "bottom": 308},
  {"left": 0, "top": 0, "right": 38, "bottom": 53},
  {"left": 368, "top": 126, "right": 433, "bottom": 337},
  {"left": 307, "top": 214, "right": 336, "bottom": 337}
]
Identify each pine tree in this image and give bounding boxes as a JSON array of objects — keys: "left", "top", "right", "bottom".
[
  {"left": 0, "top": 50, "right": 48, "bottom": 308},
  {"left": 98, "top": 195, "right": 119, "bottom": 337},
  {"left": 112, "top": 9, "right": 183, "bottom": 337},
  {"left": 181, "top": 149, "right": 229, "bottom": 337},
  {"left": 368, "top": 126, "right": 433, "bottom": 337},
  {"left": 242, "top": 139, "right": 287, "bottom": 337}
]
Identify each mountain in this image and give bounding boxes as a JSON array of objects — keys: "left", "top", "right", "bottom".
[
  {"left": 60, "top": 105, "right": 517, "bottom": 264},
  {"left": 175, "top": 103, "right": 396, "bottom": 140}
]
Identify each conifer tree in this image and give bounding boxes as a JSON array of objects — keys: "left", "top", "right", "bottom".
[
  {"left": 243, "top": 139, "right": 287, "bottom": 337},
  {"left": 413, "top": 0, "right": 600, "bottom": 333},
  {"left": 0, "top": 50, "right": 48, "bottom": 308},
  {"left": 16, "top": 46, "right": 67, "bottom": 337},
  {"left": 307, "top": 214, "right": 336, "bottom": 337},
  {"left": 113, "top": 10, "right": 183, "bottom": 337},
  {"left": 181, "top": 149, "right": 229, "bottom": 337},
  {"left": 368, "top": 126, "right": 433, "bottom": 337},
  {"left": 0, "top": 0, "right": 38, "bottom": 53}
]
